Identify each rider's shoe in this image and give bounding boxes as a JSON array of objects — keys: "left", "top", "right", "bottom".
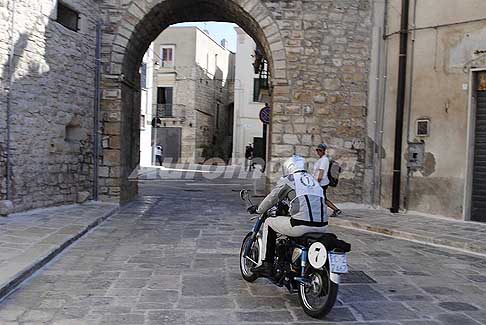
[
  {"left": 251, "top": 261, "right": 273, "bottom": 277},
  {"left": 330, "top": 209, "right": 342, "bottom": 218}
]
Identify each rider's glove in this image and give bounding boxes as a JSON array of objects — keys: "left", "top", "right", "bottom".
[{"left": 247, "top": 205, "right": 258, "bottom": 214}]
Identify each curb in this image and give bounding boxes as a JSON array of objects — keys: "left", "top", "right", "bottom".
[
  {"left": 331, "top": 218, "right": 486, "bottom": 257},
  {"left": 0, "top": 204, "right": 119, "bottom": 301}
]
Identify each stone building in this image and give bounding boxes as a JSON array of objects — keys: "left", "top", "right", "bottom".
[
  {"left": 0, "top": 0, "right": 100, "bottom": 211},
  {"left": 143, "top": 26, "right": 235, "bottom": 165},
  {"left": 1, "top": 0, "right": 374, "bottom": 213},
  {"left": 366, "top": 0, "right": 486, "bottom": 221},
  {"left": 232, "top": 26, "right": 265, "bottom": 161},
  {"left": 139, "top": 45, "right": 154, "bottom": 167}
]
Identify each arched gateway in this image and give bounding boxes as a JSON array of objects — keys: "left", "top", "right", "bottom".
[
  {"left": 0, "top": 0, "right": 372, "bottom": 211},
  {"left": 99, "top": 0, "right": 289, "bottom": 202},
  {"left": 98, "top": 0, "right": 372, "bottom": 204}
]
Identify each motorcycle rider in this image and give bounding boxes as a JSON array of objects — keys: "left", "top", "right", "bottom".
[{"left": 248, "top": 155, "right": 328, "bottom": 276}]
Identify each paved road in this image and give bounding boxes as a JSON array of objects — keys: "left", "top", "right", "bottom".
[{"left": 1, "top": 177, "right": 486, "bottom": 324}]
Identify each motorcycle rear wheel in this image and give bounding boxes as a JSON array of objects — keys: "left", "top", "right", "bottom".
[
  {"left": 240, "top": 232, "right": 260, "bottom": 282},
  {"left": 298, "top": 264, "right": 338, "bottom": 318}
]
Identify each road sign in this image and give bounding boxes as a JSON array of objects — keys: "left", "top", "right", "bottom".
[{"left": 259, "top": 105, "right": 271, "bottom": 124}]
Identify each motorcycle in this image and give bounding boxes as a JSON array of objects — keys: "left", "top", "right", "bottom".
[{"left": 238, "top": 189, "right": 351, "bottom": 318}]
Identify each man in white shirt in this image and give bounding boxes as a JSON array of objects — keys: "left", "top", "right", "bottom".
[
  {"left": 313, "top": 144, "right": 342, "bottom": 217},
  {"left": 155, "top": 145, "right": 163, "bottom": 166}
]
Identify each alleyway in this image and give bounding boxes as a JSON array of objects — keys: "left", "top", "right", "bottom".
[{"left": 1, "top": 177, "right": 486, "bottom": 324}]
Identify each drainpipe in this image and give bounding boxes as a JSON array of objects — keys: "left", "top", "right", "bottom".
[
  {"left": 93, "top": 20, "right": 102, "bottom": 201},
  {"left": 403, "top": 0, "right": 418, "bottom": 211},
  {"left": 390, "top": 0, "right": 410, "bottom": 213},
  {"left": 5, "top": 0, "right": 17, "bottom": 201}
]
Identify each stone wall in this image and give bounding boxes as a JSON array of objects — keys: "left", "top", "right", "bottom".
[
  {"left": 97, "top": 0, "right": 373, "bottom": 204},
  {"left": 0, "top": 0, "right": 373, "bottom": 210},
  {"left": 0, "top": 0, "right": 8, "bottom": 200},
  {"left": 193, "top": 66, "right": 232, "bottom": 162},
  {"left": 0, "top": 0, "right": 100, "bottom": 211},
  {"left": 266, "top": 0, "right": 371, "bottom": 202},
  {"left": 366, "top": 0, "right": 486, "bottom": 219}
]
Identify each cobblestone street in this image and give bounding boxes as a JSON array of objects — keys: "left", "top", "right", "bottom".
[{"left": 1, "top": 178, "right": 486, "bottom": 324}]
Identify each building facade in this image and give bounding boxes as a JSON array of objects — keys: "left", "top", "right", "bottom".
[
  {"left": 139, "top": 45, "right": 154, "bottom": 166},
  {"left": 1, "top": 0, "right": 374, "bottom": 213},
  {"left": 232, "top": 27, "right": 265, "bottom": 161},
  {"left": 143, "top": 26, "right": 235, "bottom": 165},
  {"left": 367, "top": 0, "right": 486, "bottom": 221}
]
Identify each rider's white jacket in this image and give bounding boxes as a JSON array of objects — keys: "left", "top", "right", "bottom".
[{"left": 257, "top": 171, "right": 327, "bottom": 223}]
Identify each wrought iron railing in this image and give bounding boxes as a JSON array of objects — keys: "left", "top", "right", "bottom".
[
  {"left": 157, "top": 104, "right": 173, "bottom": 117},
  {"left": 153, "top": 104, "right": 186, "bottom": 119}
]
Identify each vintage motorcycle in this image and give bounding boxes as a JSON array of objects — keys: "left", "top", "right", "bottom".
[{"left": 239, "top": 189, "right": 351, "bottom": 318}]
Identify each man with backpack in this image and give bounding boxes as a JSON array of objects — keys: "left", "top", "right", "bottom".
[{"left": 313, "top": 144, "right": 342, "bottom": 217}]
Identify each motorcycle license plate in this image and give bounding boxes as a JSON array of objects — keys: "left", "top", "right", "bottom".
[{"left": 329, "top": 253, "right": 348, "bottom": 274}]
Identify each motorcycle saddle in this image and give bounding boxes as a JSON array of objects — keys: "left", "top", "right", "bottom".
[
  {"left": 299, "top": 233, "right": 351, "bottom": 253},
  {"left": 301, "top": 232, "right": 336, "bottom": 240}
]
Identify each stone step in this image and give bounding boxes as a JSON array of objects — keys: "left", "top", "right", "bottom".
[{"left": 331, "top": 208, "right": 486, "bottom": 256}]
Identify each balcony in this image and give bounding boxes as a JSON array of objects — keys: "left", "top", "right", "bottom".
[
  {"left": 153, "top": 104, "right": 186, "bottom": 120},
  {"left": 157, "top": 104, "right": 173, "bottom": 118}
]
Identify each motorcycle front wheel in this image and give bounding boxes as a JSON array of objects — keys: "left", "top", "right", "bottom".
[
  {"left": 239, "top": 232, "right": 260, "bottom": 282},
  {"left": 298, "top": 263, "right": 338, "bottom": 318}
]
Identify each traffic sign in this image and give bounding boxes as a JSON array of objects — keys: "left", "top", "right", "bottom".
[{"left": 259, "top": 105, "right": 271, "bottom": 124}]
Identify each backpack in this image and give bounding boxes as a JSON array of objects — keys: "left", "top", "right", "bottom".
[{"left": 328, "top": 159, "right": 341, "bottom": 187}]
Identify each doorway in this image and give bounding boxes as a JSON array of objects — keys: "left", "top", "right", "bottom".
[
  {"left": 472, "top": 72, "right": 486, "bottom": 222},
  {"left": 154, "top": 127, "right": 182, "bottom": 163}
]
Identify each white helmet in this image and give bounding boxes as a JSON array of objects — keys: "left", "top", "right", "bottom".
[{"left": 282, "top": 155, "right": 306, "bottom": 176}]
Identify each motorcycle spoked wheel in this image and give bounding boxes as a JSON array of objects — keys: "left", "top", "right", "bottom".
[
  {"left": 239, "top": 232, "right": 260, "bottom": 282},
  {"left": 297, "top": 262, "right": 338, "bottom": 318}
]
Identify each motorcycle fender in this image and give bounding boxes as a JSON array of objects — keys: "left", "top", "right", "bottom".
[
  {"left": 256, "top": 235, "right": 264, "bottom": 266},
  {"left": 330, "top": 272, "right": 340, "bottom": 284}
]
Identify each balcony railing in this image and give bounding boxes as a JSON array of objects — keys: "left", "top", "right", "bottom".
[
  {"left": 157, "top": 104, "right": 173, "bottom": 117},
  {"left": 160, "top": 60, "right": 174, "bottom": 68},
  {"left": 153, "top": 104, "right": 186, "bottom": 119}
]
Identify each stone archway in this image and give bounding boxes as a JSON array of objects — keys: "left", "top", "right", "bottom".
[
  {"left": 99, "top": 0, "right": 289, "bottom": 202},
  {"left": 98, "top": 0, "right": 372, "bottom": 205}
]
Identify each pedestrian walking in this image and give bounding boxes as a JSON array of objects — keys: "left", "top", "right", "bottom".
[
  {"left": 313, "top": 144, "right": 342, "bottom": 217},
  {"left": 245, "top": 143, "right": 254, "bottom": 171},
  {"left": 155, "top": 145, "right": 163, "bottom": 166}
]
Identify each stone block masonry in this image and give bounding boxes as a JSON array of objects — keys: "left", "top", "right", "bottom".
[
  {"left": 0, "top": 0, "right": 101, "bottom": 211},
  {"left": 98, "top": 0, "right": 373, "bottom": 204},
  {"left": 263, "top": 0, "right": 371, "bottom": 203},
  {"left": 0, "top": 0, "right": 373, "bottom": 211}
]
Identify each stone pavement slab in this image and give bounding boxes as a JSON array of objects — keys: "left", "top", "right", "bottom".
[
  {"left": 0, "top": 202, "right": 118, "bottom": 300},
  {"left": 332, "top": 208, "right": 486, "bottom": 256},
  {"left": 1, "top": 181, "right": 486, "bottom": 324}
]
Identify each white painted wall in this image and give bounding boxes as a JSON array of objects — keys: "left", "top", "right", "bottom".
[
  {"left": 367, "top": 0, "right": 486, "bottom": 218},
  {"left": 195, "top": 28, "right": 232, "bottom": 83},
  {"left": 232, "top": 27, "right": 264, "bottom": 160},
  {"left": 139, "top": 44, "right": 154, "bottom": 166}
]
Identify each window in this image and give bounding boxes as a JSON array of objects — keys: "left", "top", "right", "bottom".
[
  {"left": 140, "top": 63, "right": 147, "bottom": 89},
  {"left": 160, "top": 46, "right": 174, "bottom": 67},
  {"left": 56, "top": 2, "right": 79, "bottom": 32},
  {"left": 253, "top": 78, "right": 261, "bottom": 102},
  {"left": 156, "top": 87, "right": 173, "bottom": 117}
]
